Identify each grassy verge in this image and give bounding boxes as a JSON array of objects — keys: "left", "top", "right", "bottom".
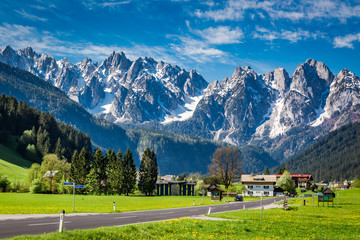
[{"left": 7, "top": 189, "right": 360, "bottom": 240}]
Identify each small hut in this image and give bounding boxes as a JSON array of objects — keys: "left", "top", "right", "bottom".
[
  {"left": 322, "top": 188, "right": 335, "bottom": 198},
  {"left": 207, "top": 184, "right": 224, "bottom": 201}
]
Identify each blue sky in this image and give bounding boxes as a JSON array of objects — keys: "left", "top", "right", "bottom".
[{"left": 1, "top": 0, "right": 360, "bottom": 82}]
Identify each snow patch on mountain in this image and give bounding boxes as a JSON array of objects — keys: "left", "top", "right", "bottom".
[
  {"left": 162, "top": 94, "right": 203, "bottom": 124},
  {"left": 87, "top": 88, "right": 115, "bottom": 115}
]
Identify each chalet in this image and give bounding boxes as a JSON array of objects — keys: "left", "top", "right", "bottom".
[
  {"left": 156, "top": 181, "right": 196, "bottom": 196},
  {"left": 241, "top": 175, "right": 277, "bottom": 197},
  {"left": 276, "top": 174, "right": 313, "bottom": 189}
]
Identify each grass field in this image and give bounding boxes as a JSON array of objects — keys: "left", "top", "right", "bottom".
[
  {"left": 7, "top": 188, "right": 360, "bottom": 240},
  {"left": 0, "top": 192, "right": 271, "bottom": 214},
  {"left": 0, "top": 193, "right": 237, "bottom": 214},
  {"left": 0, "top": 143, "right": 31, "bottom": 182}
]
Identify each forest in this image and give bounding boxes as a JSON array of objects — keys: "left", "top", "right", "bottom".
[
  {"left": 0, "top": 94, "right": 92, "bottom": 162},
  {"left": 284, "top": 122, "right": 360, "bottom": 181}
]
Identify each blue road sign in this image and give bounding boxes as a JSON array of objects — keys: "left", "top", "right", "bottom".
[
  {"left": 75, "top": 185, "right": 85, "bottom": 188},
  {"left": 63, "top": 182, "right": 74, "bottom": 185}
]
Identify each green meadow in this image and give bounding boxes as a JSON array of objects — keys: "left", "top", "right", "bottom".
[
  {"left": 7, "top": 188, "right": 360, "bottom": 240},
  {"left": 0, "top": 193, "right": 231, "bottom": 214},
  {"left": 0, "top": 143, "right": 30, "bottom": 182}
]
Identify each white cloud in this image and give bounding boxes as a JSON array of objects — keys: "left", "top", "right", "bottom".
[
  {"left": 253, "top": 27, "right": 318, "bottom": 43},
  {"left": 15, "top": 9, "right": 47, "bottom": 22},
  {"left": 195, "top": 0, "right": 360, "bottom": 23},
  {"left": 82, "top": 0, "right": 131, "bottom": 10},
  {"left": 0, "top": 23, "right": 177, "bottom": 65},
  {"left": 333, "top": 33, "right": 360, "bottom": 48},
  {"left": 195, "top": 26, "right": 244, "bottom": 45},
  {"left": 170, "top": 36, "right": 226, "bottom": 63}
]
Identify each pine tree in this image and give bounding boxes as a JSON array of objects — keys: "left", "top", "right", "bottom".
[
  {"left": 70, "top": 150, "right": 79, "bottom": 184},
  {"left": 54, "top": 138, "right": 64, "bottom": 158},
  {"left": 106, "top": 149, "right": 121, "bottom": 195},
  {"left": 138, "top": 148, "right": 158, "bottom": 196},
  {"left": 121, "top": 147, "right": 137, "bottom": 196},
  {"left": 265, "top": 167, "right": 270, "bottom": 175},
  {"left": 87, "top": 148, "right": 107, "bottom": 195}
]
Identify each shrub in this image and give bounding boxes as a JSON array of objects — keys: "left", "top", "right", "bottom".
[
  {"left": 0, "top": 175, "right": 11, "bottom": 192},
  {"left": 11, "top": 181, "right": 29, "bottom": 193},
  {"left": 30, "top": 179, "right": 45, "bottom": 193}
]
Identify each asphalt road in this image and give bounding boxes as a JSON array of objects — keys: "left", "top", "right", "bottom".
[{"left": 0, "top": 197, "right": 284, "bottom": 238}]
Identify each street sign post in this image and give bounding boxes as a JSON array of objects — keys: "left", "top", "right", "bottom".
[{"left": 63, "top": 182, "right": 85, "bottom": 212}]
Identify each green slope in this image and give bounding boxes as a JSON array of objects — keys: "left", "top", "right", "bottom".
[{"left": 0, "top": 143, "right": 31, "bottom": 182}]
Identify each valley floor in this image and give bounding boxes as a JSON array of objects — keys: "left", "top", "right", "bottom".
[{"left": 4, "top": 189, "right": 360, "bottom": 240}]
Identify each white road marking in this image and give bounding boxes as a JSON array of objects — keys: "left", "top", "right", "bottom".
[
  {"left": 160, "top": 212, "right": 174, "bottom": 215},
  {"left": 114, "top": 216, "right": 137, "bottom": 219},
  {"left": 28, "top": 221, "right": 71, "bottom": 226}
]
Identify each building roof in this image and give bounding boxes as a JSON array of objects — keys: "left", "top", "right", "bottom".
[
  {"left": 276, "top": 174, "right": 313, "bottom": 181},
  {"left": 42, "top": 170, "right": 59, "bottom": 178},
  {"left": 207, "top": 184, "right": 224, "bottom": 192},
  {"left": 241, "top": 174, "right": 277, "bottom": 183},
  {"left": 156, "top": 181, "right": 196, "bottom": 185}
]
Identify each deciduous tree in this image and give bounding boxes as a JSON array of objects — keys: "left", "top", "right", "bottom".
[
  {"left": 276, "top": 170, "right": 295, "bottom": 194},
  {"left": 208, "top": 146, "right": 242, "bottom": 190}
]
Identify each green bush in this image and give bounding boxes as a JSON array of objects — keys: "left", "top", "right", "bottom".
[
  {"left": 11, "top": 181, "right": 29, "bottom": 193},
  {"left": 0, "top": 174, "right": 11, "bottom": 192},
  {"left": 30, "top": 179, "right": 45, "bottom": 194}
]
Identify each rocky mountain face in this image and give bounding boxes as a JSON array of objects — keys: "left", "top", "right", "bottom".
[
  {"left": 0, "top": 46, "right": 208, "bottom": 123},
  {"left": 2, "top": 46, "right": 360, "bottom": 164}
]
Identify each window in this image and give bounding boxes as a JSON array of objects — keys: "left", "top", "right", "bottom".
[
  {"left": 264, "top": 191, "right": 269, "bottom": 196},
  {"left": 248, "top": 185, "right": 253, "bottom": 189},
  {"left": 264, "top": 186, "right": 269, "bottom": 189}
]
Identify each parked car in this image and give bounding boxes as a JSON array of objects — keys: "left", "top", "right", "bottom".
[{"left": 234, "top": 194, "right": 243, "bottom": 201}]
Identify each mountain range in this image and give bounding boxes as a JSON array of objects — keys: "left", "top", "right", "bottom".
[{"left": 1, "top": 45, "right": 360, "bottom": 168}]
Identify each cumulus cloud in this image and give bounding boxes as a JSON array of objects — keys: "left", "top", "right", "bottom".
[{"left": 333, "top": 33, "right": 360, "bottom": 48}]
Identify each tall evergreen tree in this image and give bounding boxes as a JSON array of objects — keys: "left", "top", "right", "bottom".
[
  {"left": 106, "top": 148, "right": 121, "bottom": 195},
  {"left": 138, "top": 148, "right": 158, "bottom": 196},
  {"left": 265, "top": 167, "right": 270, "bottom": 175},
  {"left": 54, "top": 138, "right": 64, "bottom": 158},
  {"left": 87, "top": 148, "right": 107, "bottom": 195},
  {"left": 70, "top": 147, "right": 90, "bottom": 187},
  {"left": 70, "top": 150, "right": 79, "bottom": 183},
  {"left": 121, "top": 147, "right": 137, "bottom": 196}
]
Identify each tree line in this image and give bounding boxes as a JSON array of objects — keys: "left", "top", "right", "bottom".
[
  {"left": 0, "top": 94, "right": 92, "bottom": 162},
  {"left": 20, "top": 147, "right": 158, "bottom": 196}
]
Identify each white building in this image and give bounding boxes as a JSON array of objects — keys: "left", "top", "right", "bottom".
[{"left": 241, "top": 174, "right": 277, "bottom": 197}]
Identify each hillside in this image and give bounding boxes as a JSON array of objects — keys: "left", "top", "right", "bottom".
[
  {"left": 284, "top": 122, "right": 360, "bottom": 181},
  {"left": 0, "top": 143, "right": 30, "bottom": 182}
]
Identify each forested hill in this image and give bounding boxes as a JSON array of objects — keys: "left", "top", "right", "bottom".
[
  {"left": 284, "top": 122, "right": 360, "bottom": 181},
  {"left": 0, "top": 94, "right": 92, "bottom": 162}
]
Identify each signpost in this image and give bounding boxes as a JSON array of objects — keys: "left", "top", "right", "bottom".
[{"left": 63, "top": 182, "right": 85, "bottom": 212}]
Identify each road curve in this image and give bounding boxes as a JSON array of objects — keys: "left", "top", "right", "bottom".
[{"left": 0, "top": 197, "right": 284, "bottom": 239}]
